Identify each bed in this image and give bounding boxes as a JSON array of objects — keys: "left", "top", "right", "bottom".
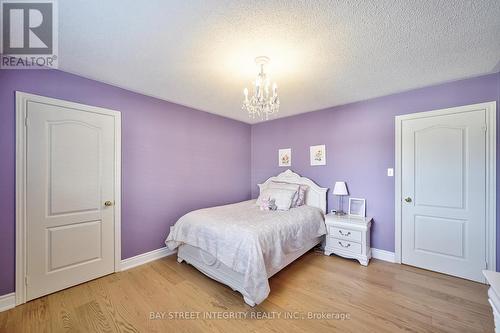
[{"left": 165, "top": 170, "right": 328, "bottom": 306}]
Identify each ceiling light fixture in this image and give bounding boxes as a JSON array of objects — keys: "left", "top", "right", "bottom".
[{"left": 242, "top": 56, "right": 279, "bottom": 121}]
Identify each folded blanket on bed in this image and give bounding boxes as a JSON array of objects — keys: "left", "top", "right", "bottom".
[{"left": 165, "top": 199, "right": 326, "bottom": 305}]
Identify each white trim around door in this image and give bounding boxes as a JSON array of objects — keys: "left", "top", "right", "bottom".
[
  {"left": 15, "top": 92, "right": 122, "bottom": 306},
  {"left": 394, "top": 101, "right": 496, "bottom": 275}
]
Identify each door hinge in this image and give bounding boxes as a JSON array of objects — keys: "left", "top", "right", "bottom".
[
  {"left": 24, "top": 117, "right": 28, "bottom": 127},
  {"left": 482, "top": 124, "right": 487, "bottom": 132},
  {"left": 25, "top": 275, "right": 28, "bottom": 286}
]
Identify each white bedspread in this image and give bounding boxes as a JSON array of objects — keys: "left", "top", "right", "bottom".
[{"left": 165, "top": 200, "right": 326, "bottom": 305}]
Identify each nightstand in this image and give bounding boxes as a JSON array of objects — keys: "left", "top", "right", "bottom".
[{"left": 324, "top": 214, "right": 372, "bottom": 266}]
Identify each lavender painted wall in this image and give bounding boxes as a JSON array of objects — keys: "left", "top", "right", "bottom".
[
  {"left": 252, "top": 72, "right": 500, "bottom": 259},
  {"left": 0, "top": 70, "right": 498, "bottom": 296},
  {"left": 0, "top": 70, "right": 251, "bottom": 295}
]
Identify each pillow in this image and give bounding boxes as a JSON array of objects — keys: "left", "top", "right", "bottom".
[
  {"left": 267, "top": 181, "right": 300, "bottom": 192},
  {"left": 292, "top": 185, "right": 308, "bottom": 207},
  {"left": 257, "top": 188, "right": 296, "bottom": 211},
  {"left": 266, "top": 181, "right": 299, "bottom": 205},
  {"left": 267, "top": 182, "right": 308, "bottom": 208}
]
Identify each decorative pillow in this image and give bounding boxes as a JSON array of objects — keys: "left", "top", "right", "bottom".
[
  {"left": 257, "top": 188, "right": 296, "bottom": 211},
  {"left": 266, "top": 181, "right": 299, "bottom": 206},
  {"left": 257, "top": 182, "right": 298, "bottom": 206},
  {"left": 292, "top": 184, "right": 309, "bottom": 207},
  {"left": 256, "top": 189, "right": 269, "bottom": 206},
  {"left": 267, "top": 182, "right": 308, "bottom": 208},
  {"left": 267, "top": 181, "right": 300, "bottom": 192}
]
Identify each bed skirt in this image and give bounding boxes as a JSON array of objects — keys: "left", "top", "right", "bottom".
[{"left": 176, "top": 236, "right": 322, "bottom": 306}]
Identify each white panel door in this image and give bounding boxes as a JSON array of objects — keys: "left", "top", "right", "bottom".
[
  {"left": 26, "top": 100, "right": 116, "bottom": 301},
  {"left": 401, "top": 110, "right": 486, "bottom": 282}
]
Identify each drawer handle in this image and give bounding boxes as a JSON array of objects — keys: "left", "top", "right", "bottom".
[
  {"left": 338, "top": 230, "right": 351, "bottom": 237},
  {"left": 338, "top": 241, "right": 351, "bottom": 248}
]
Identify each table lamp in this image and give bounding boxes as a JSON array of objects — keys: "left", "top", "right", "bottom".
[{"left": 333, "top": 181, "right": 348, "bottom": 215}]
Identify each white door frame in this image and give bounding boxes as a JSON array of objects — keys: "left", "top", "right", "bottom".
[
  {"left": 394, "top": 101, "right": 497, "bottom": 272},
  {"left": 15, "top": 92, "right": 122, "bottom": 305}
]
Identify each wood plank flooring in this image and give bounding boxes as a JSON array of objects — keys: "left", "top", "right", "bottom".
[{"left": 0, "top": 251, "right": 494, "bottom": 332}]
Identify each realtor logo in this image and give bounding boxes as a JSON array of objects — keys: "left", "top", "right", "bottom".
[{"left": 1, "top": 0, "right": 58, "bottom": 69}]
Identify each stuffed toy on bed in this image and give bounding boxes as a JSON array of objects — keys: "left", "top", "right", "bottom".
[{"left": 259, "top": 198, "right": 277, "bottom": 211}]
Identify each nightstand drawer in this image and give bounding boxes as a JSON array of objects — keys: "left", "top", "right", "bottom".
[
  {"left": 331, "top": 238, "right": 362, "bottom": 254},
  {"left": 331, "top": 227, "right": 362, "bottom": 243}
]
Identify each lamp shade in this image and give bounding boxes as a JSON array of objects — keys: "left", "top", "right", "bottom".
[{"left": 333, "top": 181, "right": 348, "bottom": 196}]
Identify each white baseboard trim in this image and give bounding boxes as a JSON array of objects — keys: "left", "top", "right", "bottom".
[
  {"left": 120, "top": 247, "right": 176, "bottom": 271},
  {"left": 0, "top": 293, "right": 15, "bottom": 313},
  {"left": 371, "top": 248, "right": 396, "bottom": 263}
]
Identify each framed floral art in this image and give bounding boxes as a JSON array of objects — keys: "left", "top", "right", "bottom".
[
  {"left": 278, "top": 148, "right": 291, "bottom": 167},
  {"left": 310, "top": 145, "right": 326, "bottom": 166}
]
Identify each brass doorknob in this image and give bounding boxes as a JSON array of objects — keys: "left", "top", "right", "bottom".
[
  {"left": 104, "top": 201, "right": 113, "bottom": 206},
  {"left": 404, "top": 197, "right": 412, "bottom": 203}
]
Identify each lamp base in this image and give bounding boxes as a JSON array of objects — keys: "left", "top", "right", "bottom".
[{"left": 336, "top": 195, "right": 347, "bottom": 216}]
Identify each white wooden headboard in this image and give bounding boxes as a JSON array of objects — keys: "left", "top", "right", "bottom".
[{"left": 257, "top": 169, "right": 328, "bottom": 214}]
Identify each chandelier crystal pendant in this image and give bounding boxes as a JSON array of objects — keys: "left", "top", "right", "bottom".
[{"left": 242, "top": 56, "right": 279, "bottom": 120}]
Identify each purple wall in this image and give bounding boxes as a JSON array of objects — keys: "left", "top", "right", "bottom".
[
  {"left": 0, "top": 69, "right": 499, "bottom": 296},
  {"left": 0, "top": 70, "right": 251, "bottom": 295},
  {"left": 252, "top": 72, "right": 500, "bottom": 257}
]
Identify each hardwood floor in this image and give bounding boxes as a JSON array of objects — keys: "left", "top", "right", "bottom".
[{"left": 0, "top": 251, "right": 494, "bottom": 332}]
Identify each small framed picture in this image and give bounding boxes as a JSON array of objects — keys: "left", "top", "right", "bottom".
[
  {"left": 310, "top": 144, "right": 326, "bottom": 166},
  {"left": 348, "top": 198, "right": 366, "bottom": 217},
  {"left": 278, "top": 148, "right": 291, "bottom": 167}
]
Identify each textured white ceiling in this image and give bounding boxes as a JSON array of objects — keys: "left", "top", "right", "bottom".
[{"left": 58, "top": 0, "right": 500, "bottom": 124}]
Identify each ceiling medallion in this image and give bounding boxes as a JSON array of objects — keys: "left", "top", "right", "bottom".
[{"left": 242, "top": 56, "right": 279, "bottom": 120}]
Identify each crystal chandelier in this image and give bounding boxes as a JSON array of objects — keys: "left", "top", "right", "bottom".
[{"left": 242, "top": 56, "right": 279, "bottom": 120}]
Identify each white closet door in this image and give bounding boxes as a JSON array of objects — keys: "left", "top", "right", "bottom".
[
  {"left": 26, "top": 100, "right": 116, "bottom": 301},
  {"left": 401, "top": 109, "right": 486, "bottom": 282}
]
